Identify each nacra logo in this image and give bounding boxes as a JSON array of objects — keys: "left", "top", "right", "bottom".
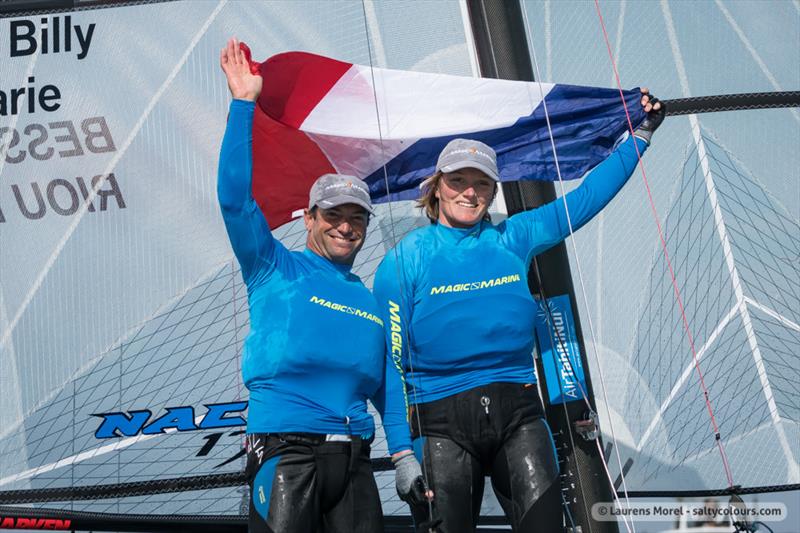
[
  {"left": 93, "top": 401, "right": 247, "bottom": 438},
  {"left": 0, "top": 516, "right": 71, "bottom": 529}
]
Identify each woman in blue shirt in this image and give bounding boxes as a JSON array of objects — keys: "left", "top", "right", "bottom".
[{"left": 374, "top": 92, "right": 663, "bottom": 532}]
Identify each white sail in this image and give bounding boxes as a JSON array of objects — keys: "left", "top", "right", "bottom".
[
  {"left": 522, "top": 0, "right": 799, "bottom": 493},
  {"left": 0, "top": 0, "right": 796, "bottom": 526}
]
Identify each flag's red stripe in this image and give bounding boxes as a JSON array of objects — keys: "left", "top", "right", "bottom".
[
  {"left": 251, "top": 106, "right": 336, "bottom": 228},
  {"left": 258, "top": 51, "right": 352, "bottom": 129}
]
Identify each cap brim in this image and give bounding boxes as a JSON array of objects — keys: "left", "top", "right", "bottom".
[
  {"left": 439, "top": 161, "right": 500, "bottom": 181},
  {"left": 315, "top": 195, "right": 375, "bottom": 213}
]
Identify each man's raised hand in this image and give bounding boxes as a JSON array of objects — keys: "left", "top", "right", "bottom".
[{"left": 220, "top": 37, "right": 262, "bottom": 102}]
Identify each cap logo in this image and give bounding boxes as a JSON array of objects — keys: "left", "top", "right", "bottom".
[{"left": 445, "top": 148, "right": 494, "bottom": 162}]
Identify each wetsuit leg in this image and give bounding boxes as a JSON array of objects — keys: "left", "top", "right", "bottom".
[
  {"left": 246, "top": 434, "right": 319, "bottom": 533},
  {"left": 322, "top": 441, "right": 383, "bottom": 533},
  {"left": 489, "top": 418, "right": 562, "bottom": 532},
  {"left": 413, "top": 435, "right": 483, "bottom": 533}
]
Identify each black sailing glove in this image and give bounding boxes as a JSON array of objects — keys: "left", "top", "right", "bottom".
[{"left": 633, "top": 94, "right": 666, "bottom": 144}]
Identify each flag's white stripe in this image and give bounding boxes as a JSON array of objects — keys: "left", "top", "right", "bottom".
[
  {"left": 305, "top": 133, "right": 416, "bottom": 180},
  {"left": 301, "top": 65, "right": 554, "bottom": 139}
]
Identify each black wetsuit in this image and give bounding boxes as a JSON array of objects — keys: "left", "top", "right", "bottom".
[
  {"left": 245, "top": 434, "right": 382, "bottom": 532},
  {"left": 408, "top": 383, "right": 560, "bottom": 531}
]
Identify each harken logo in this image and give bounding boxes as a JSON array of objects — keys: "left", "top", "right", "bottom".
[{"left": 0, "top": 516, "right": 71, "bottom": 530}]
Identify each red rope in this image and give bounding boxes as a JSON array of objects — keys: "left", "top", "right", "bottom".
[{"left": 592, "top": 0, "right": 735, "bottom": 489}]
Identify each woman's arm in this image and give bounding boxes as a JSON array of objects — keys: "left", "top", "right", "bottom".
[
  {"left": 372, "top": 248, "right": 414, "bottom": 455},
  {"left": 505, "top": 89, "right": 664, "bottom": 262},
  {"left": 504, "top": 134, "right": 648, "bottom": 261}
]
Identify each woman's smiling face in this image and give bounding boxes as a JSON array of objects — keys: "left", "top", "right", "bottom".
[{"left": 436, "top": 168, "right": 496, "bottom": 228}]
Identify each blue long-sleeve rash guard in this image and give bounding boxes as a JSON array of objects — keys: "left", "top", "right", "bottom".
[
  {"left": 218, "top": 100, "right": 410, "bottom": 452},
  {"left": 374, "top": 135, "right": 648, "bottom": 408}
]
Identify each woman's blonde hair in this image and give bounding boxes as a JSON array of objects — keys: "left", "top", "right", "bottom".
[
  {"left": 416, "top": 171, "right": 497, "bottom": 223},
  {"left": 416, "top": 171, "right": 444, "bottom": 222}
]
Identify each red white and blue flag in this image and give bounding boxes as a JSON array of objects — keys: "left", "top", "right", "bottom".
[{"left": 245, "top": 48, "right": 645, "bottom": 227}]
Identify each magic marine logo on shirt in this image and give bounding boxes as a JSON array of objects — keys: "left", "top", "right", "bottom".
[
  {"left": 388, "top": 300, "right": 410, "bottom": 421},
  {"left": 429, "top": 274, "right": 522, "bottom": 295},
  {"left": 309, "top": 296, "right": 384, "bottom": 326}
]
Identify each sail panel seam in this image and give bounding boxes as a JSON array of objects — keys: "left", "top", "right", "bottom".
[
  {"left": 635, "top": 302, "right": 740, "bottom": 453},
  {"left": 713, "top": 0, "right": 800, "bottom": 123}
]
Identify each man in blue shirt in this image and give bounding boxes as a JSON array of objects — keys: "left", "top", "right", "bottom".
[{"left": 218, "top": 38, "right": 420, "bottom": 533}]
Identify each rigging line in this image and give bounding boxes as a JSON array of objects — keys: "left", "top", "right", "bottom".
[
  {"left": 594, "top": 0, "right": 627, "bottom": 346},
  {"left": 500, "top": 2, "right": 615, "bottom": 529},
  {"left": 591, "top": 0, "right": 626, "bottom": 356},
  {"left": 475, "top": 4, "right": 603, "bottom": 529},
  {"left": 513, "top": 2, "right": 628, "bottom": 529},
  {"left": 662, "top": 0, "right": 798, "bottom": 484},
  {"left": 592, "top": 0, "right": 736, "bottom": 488},
  {"left": 520, "top": 3, "right": 636, "bottom": 529},
  {"left": 358, "top": 1, "right": 435, "bottom": 524},
  {"left": 478, "top": 1, "right": 600, "bottom": 528}
]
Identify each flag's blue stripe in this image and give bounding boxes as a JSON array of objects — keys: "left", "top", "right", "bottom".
[{"left": 365, "top": 84, "right": 645, "bottom": 204}]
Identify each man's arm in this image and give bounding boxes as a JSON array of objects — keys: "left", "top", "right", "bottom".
[
  {"left": 217, "top": 100, "right": 277, "bottom": 283},
  {"left": 217, "top": 38, "right": 280, "bottom": 284}
]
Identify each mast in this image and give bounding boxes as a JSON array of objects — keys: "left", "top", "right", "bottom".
[{"left": 464, "top": 1, "right": 619, "bottom": 531}]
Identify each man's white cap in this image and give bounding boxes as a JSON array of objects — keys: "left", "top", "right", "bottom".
[{"left": 308, "top": 173, "right": 374, "bottom": 213}]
